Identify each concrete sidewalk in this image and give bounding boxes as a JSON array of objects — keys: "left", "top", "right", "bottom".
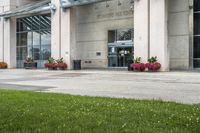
[{"left": 0, "top": 69, "right": 200, "bottom": 104}]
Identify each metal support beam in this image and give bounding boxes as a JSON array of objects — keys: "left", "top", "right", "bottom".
[
  {"left": 60, "top": 0, "right": 112, "bottom": 9},
  {"left": 0, "top": 0, "right": 55, "bottom": 19}
]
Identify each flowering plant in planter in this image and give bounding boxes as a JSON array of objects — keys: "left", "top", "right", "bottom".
[
  {"left": 44, "top": 57, "right": 57, "bottom": 70},
  {"left": 146, "top": 56, "right": 161, "bottom": 71},
  {"left": 44, "top": 57, "right": 68, "bottom": 70},
  {"left": 56, "top": 58, "right": 67, "bottom": 70},
  {"left": 131, "top": 57, "right": 146, "bottom": 71},
  {"left": 0, "top": 62, "right": 8, "bottom": 69},
  {"left": 24, "top": 57, "right": 37, "bottom": 69},
  {"left": 56, "top": 63, "right": 68, "bottom": 70}
]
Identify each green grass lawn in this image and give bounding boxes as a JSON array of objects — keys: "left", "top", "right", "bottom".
[{"left": 0, "top": 90, "right": 200, "bottom": 133}]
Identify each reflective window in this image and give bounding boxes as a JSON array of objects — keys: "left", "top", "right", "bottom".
[
  {"left": 16, "top": 14, "right": 51, "bottom": 68},
  {"left": 108, "top": 29, "right": 133, "bottom": 43},
  {"left": 117, "top": 29, "right": 133, "bottom": 41},
  {"left": 194, "top": 0, "right": 200, "bottom": 68}
]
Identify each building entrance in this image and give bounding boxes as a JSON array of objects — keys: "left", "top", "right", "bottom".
[
  {"left": 108, "top": 43, "right": 133, "bottom": 67},
  {"left": 107, "top": 29, "right": 134, "bottom": 67}
]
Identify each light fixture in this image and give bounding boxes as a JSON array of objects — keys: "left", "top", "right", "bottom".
[
  {"left": 106, "top": 1, "right": 109, "bottom": 8},
  {"left": 130, "top": 0, "right": 134, "bottom": 4},
  {"left": 130, "top": 0, "right": 134, "bottom": 10},
  {"left": 49, "top": 3, "right": 56, "bottom": 14},
  {"left": 118, "top": 0, "right": 122, "bottom": 6}
]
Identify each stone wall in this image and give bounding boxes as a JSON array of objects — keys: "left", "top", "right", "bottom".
[
  {"left": 75, "top": 0, "right": 134, "bottom": 68},
  {"left": 168, "top": 0, "right": 191, "bottom": 70}
]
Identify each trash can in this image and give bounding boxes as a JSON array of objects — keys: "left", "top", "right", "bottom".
[
  {"left": 127, "top": 60, "right": 134, "bottom": 71},
  {"left": 73, "top": 60, "right": 81, "bottom": 70}
]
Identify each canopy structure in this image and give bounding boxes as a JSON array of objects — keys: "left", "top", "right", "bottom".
[
  {"left": 0, "top": 0, "right": 134, "bottom": 18},
  {"left": 0, "top": 0, "right": 53, "bottom": 18},
  {"left": 60, "top": 0, "right": 113, "bottom": 9}
]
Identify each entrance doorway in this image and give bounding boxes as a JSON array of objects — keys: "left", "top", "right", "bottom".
[
  {"left": 108, "top": 43, "right": 133, "bottom": 67},
  {"left": 108, "top": 29, "right": 134, "bottom": 67}
]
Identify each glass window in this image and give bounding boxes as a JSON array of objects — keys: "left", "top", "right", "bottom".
[
  {"left": 108, "top": 30, "right": 116, "bottom": 43},
  {"left": 117, "top": 29, "right": 133, "bottom": 41},
  {"left": 17, "top": 19, "right": 32, "bottom": 32},
  {"left": 194, "top": 13, "right": 200, "bottom": 35},
  {"left": 41, "top": 45, "right": 51, "bottom": 60},
  {"left": 16, "top": 14, "right": 51, "bottom": 68},
  {"left": 194, "top": 0, "right": 200, "bottom": 12},
  {"left": 194, "top": 37, "right": 200, "bottom": 58},
  {"left": 17, "top": 47, "right": 27, "bottom": 60},
  {"left": 17, "top": 32, "right": 32, "bottom": 47},
  {"left": 41, "top": 32, "right": 51, "bottom": 45}
]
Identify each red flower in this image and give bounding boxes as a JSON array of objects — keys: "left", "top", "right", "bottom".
[
  {"left": 56, "top": 63, "right": 68, "bottom": 68},
  {"left": 131, "top": 63, "right": 146, "bottom": 71},
  {"left": 146, "top": 62, "right": 161, "bottom": 71},
  {"left": 44, "top": 63, "right": 57, "bottom": 68}
]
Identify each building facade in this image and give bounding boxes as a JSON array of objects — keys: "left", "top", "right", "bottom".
[{"left": 0, "top": 0, "right": 199, "bottom": 71}]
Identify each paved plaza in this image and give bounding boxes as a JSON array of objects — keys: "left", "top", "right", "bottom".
[{"left": 0, "top": 69, "right": 200, "bottom": 104}]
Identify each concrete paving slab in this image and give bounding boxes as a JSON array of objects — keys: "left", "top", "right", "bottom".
[{"left": 0, "top": 69, "right": 200, "bottom": 104}]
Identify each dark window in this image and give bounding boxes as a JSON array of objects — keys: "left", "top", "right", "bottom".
[
  {"left": 108, "top": 29, "right": 133, "bottom": 43},
  {"left": 194, "top": 13, "right": 200, "bottom": 35},
  {"left": 108, "top": 30, "right": 116, "bottom": 43},
  {"left": 194, "top": 0, "right": 200, "bottom": 68},
  {"left": 194, "top": 0, "right": 200, "bottom": 12},
  {"left": 117, "top": 29, "right": 133, "bottom": 41}
]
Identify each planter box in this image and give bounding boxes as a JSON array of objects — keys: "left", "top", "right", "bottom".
[
  {"left": 47, "top": 67, "right": 57, "bottom": 70},
  {"left": 57, "top": 67, "right": 66, "bottom": 70},
  {"left": 24, "top": 62, "right": 37, "bottom": 69}
]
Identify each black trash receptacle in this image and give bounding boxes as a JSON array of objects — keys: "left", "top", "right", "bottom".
[
  {"left": 73, "top": 60, "right": 81, "bottom": 70},
  {"left": 127, "top": 60, "right": 134, "bottom": 71}
]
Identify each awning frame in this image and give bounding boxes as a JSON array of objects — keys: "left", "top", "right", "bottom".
[{"left": 0, "top": 0, "right": 55, "bottom": 19}]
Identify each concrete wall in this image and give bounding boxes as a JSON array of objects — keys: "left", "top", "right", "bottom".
[
  {"left": 0, "top": 0, "right": 17, "bottom": 68},
  {"left": 75, "top": 0, "right": 134, "bottom": 68},
  {"left": 168, "top": 0, "right": 191, "bottom": 70}
]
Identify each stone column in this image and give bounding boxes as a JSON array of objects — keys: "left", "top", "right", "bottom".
[
  {"left": 60, "top": 8, "right": 77, "bottom": 69},
  {"left": 51, "top": 0, "right": 77, "bottom": 69},
  {"left": 134, "top": 0, "right": 149, "bottom": 63},
  {"left": 51, "top": 0, "right": 61, "bottom": 59},
  {"left": 0, "top": 0, "right": 16, "bottom": 68},
  {"left": 149, "top": 0, "right": 169, "bottom": 71},
  {"left": 0, "top": 6, "right": 3, "bottom": 61},
  {"left": 134, "top": 0, "right": 169, "bottom": 71}
]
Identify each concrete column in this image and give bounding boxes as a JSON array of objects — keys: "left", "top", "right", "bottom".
[
  {"left": 150, "top": 0, "right": 169, "bottom": 71},
  {"left": 0, "top": 6, "right": 3, "bottom": 61},
  {"left": 60, "top": 8, "right": 77, "bottom": 69},
  {"left": 0, "top": 0, "right": 16, "bottom": 68},
  {"left": 51, "top": 0, "right": 77, "bottom": 69},
  {"left": 134, "top": 0, "right": 149, "bottom": 63},
  {"left": 51, "top": 0, "right": 61, "bottom": 59}
]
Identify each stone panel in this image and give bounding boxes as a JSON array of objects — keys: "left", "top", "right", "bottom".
[{"left": 76, "top": 0, "right": 134, "bottom": 68}]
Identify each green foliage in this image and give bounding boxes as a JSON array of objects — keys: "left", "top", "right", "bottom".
[
  {"left": 134, "top": 57, "right": 141, "bottom": 63},
  {"left": 56, "top": 58, "right": 64, "bottom": 63},
  {"left": 148, "top": 56, "right": 158, "bottom": 63},
  {"left": 48, "top": 57, "right": 55, "bottom": 64},
  {"left": 0, "top": 89, "right": 200, "bottom": 133},
  {"left": 25, "top": 57, "right": 34, "bottom": 63}
]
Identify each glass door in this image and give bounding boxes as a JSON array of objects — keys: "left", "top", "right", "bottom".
[
  {"left": 108, "top": 45, "right": 133, "bottom": 67},
  {"left": 108, "top": 28, "right": 134, "bottom": 68}
]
